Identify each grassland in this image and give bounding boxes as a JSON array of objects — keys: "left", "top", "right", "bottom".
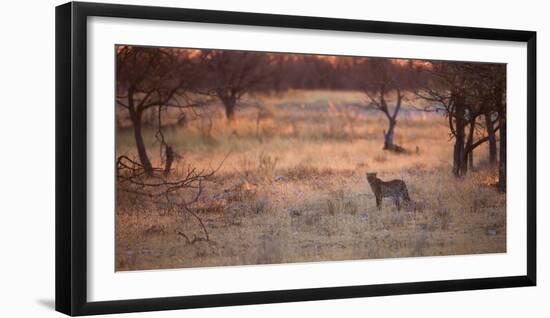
[{"left": 115, "top": 90, "right": 506, "bottom": 271}]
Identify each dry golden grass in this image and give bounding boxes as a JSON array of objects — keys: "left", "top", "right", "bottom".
[{"left": 116, "top": 90, "right": 505, "bottom": 271}]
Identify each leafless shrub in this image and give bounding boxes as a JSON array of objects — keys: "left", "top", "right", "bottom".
[
  {"left": 116, "top": 153, "right": 229, "bottom": 244},
  {"left": 325, "top": 189, "right": 358, "bottom": 216},
  {"left": 237, "top": 156, "right": 255, "bottom": 179},
  {"left": 257, "top": 152, "right": 279, "bottom": 182}
]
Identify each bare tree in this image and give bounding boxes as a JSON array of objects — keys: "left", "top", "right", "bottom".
[
  {"left": 199, "top": 50, "right": 279, "bottom": 121},
  {"left": 116, "top": 46, "right": 203, "bottom": 174},
  {"left": 485, "top": 111, "right": 498, "bottom": 164},
  {"left": 354, "top": 58, "right": 411, "bottom": 151},
  {"left": 414, "top": 62, "right": 504, "bottom": 177},
  {"left": 464, "top": 64, "right": 505, "bottom": 173}
]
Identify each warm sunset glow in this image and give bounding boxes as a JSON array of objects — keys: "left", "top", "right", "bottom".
[{"left": 115, "top": 44, "right": 507, "bottom": 272}]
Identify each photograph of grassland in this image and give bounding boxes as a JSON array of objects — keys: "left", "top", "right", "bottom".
[{"left": 115, "top": 46, "right": 506, "bottom": 271}]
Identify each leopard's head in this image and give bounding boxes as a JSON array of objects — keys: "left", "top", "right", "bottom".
[{"left": 366, "top": 172, "right": 377, "bottom": 182}]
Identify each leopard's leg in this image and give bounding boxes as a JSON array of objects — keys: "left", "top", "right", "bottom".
[{"left": 394, "top": 197, "right": 401, "bottom": 211}]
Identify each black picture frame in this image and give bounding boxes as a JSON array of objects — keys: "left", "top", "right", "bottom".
[{"left": 55, "top": 1, "right": 537, "bottom": 316}]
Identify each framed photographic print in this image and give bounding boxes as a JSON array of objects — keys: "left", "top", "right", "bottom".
[{"left": 55, "top": 1, "right": 536, "bottom": 316}]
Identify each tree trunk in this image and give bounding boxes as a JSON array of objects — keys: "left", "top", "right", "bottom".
[
  {"left": 465, "top": 117, "right": 476, "bottom": 172},
  {"left": 452, "top": 96, "right": 467, "bottom": 177},
  {"left": 383, "top": 118, "right": 396, "bottom": 150},
  {"left": 129, "top": 109, "right": 153, "bottom": 174},
  {"left": 468, "top": 149, "right": 474, "bottom": 171},
  {"left": 221, "top": 96, "right": 237, "bottom": 121},
  {"left": 164, "top": 145, "right": 174, "bottom": 176},
  {"left": 485, "top": 113, "right": 497, "bottom": 165},
  {"left": 498, "top": 117, "right": 506, "bottom": 192}
]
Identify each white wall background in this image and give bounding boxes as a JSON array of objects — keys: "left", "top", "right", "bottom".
[{"left": 0, "top": 0, "right": 546, "bottom": 317}]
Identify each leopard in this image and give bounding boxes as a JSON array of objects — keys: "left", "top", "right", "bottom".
[{"left": 366, "top": 172, "right": 411, "bottom": 210}]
